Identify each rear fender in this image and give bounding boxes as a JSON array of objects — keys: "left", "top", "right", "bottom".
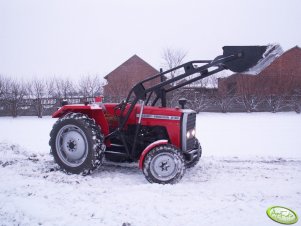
[
  {"left": 138, "top": 139, "right": 168, "bottom": 169},
  {"left": 52, "top": 105, "right": 109, "bottom": 137}
]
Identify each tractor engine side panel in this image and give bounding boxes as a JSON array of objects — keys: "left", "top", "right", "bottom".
[{"left": 136, "top": 106, "right": 182, "bottom": 148}]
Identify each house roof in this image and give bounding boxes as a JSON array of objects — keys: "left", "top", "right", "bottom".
[{"left": 104, "top": 55, "right": 158, "bottom": 80}]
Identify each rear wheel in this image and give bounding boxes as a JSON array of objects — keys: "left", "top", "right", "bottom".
[
  {"left": 143, "top": 144, "right": 185, "bottom": 184},
  {"left": 49, "top": 113, "right": 105, "bottom": 175}
]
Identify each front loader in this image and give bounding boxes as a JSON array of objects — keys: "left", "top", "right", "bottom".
[{"left": 49, "top": 45, "right": 277, "bottom": 184}]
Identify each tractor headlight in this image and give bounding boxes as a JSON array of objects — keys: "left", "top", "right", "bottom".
[
  {"left": 186, "top": 131, "right": 191, "bottom": 139},
  {"left": 187, "top": 129, "right": 196, "bottom": 139},
  {"left": 191, "top": 128, "right": 196, "bottom": 137}
]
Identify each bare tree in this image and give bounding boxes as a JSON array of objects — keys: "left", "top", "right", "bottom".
[
  {"left": 78, "top": 75, "right": 104, "bottom": 99},
  {"left": 213, "top": 92, "right": 235, "bottom": 113},
  {"left": 29, "top": 78, "right": 45, "bottom": 118},
  {"left": 161, "top": 48, "right": 187, "bottom": 86},
  {"left": 193, "top": 71, "right": 226, "bottom": 89},
  {"left": 168, "top": 86, "right": 214, "bottom": 112},
  {"left": 0, "top": 75, "right": 4, "bottom": 98},
  {"left": 193, "top": 74, "right": 219, "bottom": 112},
  {"left": 45, "top": 77, "right": 56, "bottom": 98},
  {"left": 0, "top": 75, "right": 8, "bottom": 113},
  {"left": 53, "top": 77, "right": 75, "bottom": 99},
  {"left": 289, "top": 92, "right": 301, "bottom": 113},
  {"left": 188, "top": 91, "right": 211, "bottom": 113},
  {"left": 264, "top": 94, "right": 287, "bottom": 113},
  {"left": 283, "top": 76, "right": 301, "bottom": 113},
  {"left": 213, "top": 76, "right": 236, "bottom": 112},
  {"left": 262, "top": 76, "right": 294, "bottom": 113},
  {"left": 235, "top": 76, "right": 264, "bottom": 112},
  {"left": 3, "top": 78, "right": 27, "bottom": 117}
]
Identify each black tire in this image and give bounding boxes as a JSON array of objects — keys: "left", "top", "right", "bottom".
[
  {"left": 49, "top": 113, "right": 105, "bottom": 175},
  {"left": 185, "top": 139, "right": 202, "bottom": 168},
  {"left": 143, "top": 144, "right": 185, "bottom": 184}
]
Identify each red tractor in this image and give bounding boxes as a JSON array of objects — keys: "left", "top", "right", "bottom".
[{"left": 49, "top": 46, "right": 269, "bottom": 184}]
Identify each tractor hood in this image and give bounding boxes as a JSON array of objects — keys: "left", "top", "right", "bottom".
[{"left": 104, "top": 103, "right": 184, "bottom": 121}]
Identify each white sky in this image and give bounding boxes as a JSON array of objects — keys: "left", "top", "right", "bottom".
[{"left": 0, "top": 0, "right": 300, "bottom": 80}]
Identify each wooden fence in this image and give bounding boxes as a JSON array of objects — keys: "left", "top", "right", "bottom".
[{"left": 0, "top": 94, "right": 300, "bottom": 117}]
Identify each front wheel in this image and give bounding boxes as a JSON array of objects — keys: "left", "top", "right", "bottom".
[
  {"left": 143, "top": 144, "right": 185, "bottom": 184},
  {"left": 49, "top": 113, "right": 105, "bottom": 175}
]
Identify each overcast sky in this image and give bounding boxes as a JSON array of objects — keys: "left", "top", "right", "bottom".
[{"left": 0, "top": 0, "right": 300, "bottom": 80}]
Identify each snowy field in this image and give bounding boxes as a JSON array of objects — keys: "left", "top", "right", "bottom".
[{"left": 0, "top": 113, "right": 300, "bottom": 226}]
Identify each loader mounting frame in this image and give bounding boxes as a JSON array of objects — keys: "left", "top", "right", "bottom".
[{"left": 105, "top": 46, "right": 267, "bottom": 160}]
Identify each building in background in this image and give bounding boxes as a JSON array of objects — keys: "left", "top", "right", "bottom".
[
  {"left": 218, "top": 46, "right": 301, "bottom": 96},
  {"left": 103, "top": 55, "right": 159, "bottom": 102}
]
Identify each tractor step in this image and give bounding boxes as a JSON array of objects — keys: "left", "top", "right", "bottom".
[
  {"left": 104, "top": 151, "right": 131, "bottom": 163},
  {"left": 110, "top": 143, "right": 124, "bottom": 148},
  {"left": 105, "top": 150, "right": 127, "bottom": 156}
]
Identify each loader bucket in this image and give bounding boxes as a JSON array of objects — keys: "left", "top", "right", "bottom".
[
  {"left": 222, "top": 44, "right": 283, "bottom": 74},
  {"left": 222, "top": 46, "right": 268, "bottom": 73}
]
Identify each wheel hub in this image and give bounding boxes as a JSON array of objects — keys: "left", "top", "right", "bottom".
[
  {"left": 159, "top": 161, "right": 170, "bottom": 171},
  {"left": 150, "top": 153, "right": 178, "bottom": 181},
  {"left": 67, "top": 140, "right": 77, "bottom": 152},
  {"left": 55, "top": 125, "right": 89, "bottom": 167}
]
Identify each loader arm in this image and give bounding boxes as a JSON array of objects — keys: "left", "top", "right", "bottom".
[{"left": 117, "top": 46, "right": 268, "bottom": 130}]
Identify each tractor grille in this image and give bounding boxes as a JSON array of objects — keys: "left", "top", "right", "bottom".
[
  {"left": 187, "top": 137, "right": 195, "bottom": 150},
  {"left": 186, "top": 113, "right": 196, "bottom": 150},
  {"left": 187, "top": 113, "right": 196, "bottom": 131},
  {"left": 182, "top": 111, "right": 197, "bottom": 151}
]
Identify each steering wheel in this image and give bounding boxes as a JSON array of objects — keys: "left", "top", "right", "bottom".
[{"left": 114, "top": 99, "right": 126, "bottom": 112}]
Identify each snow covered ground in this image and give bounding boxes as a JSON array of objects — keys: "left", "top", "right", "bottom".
[{"left": 0, "top": 113, "right": 300, "bottom": 226}]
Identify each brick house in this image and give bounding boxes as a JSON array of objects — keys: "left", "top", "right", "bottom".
[
  {"left": 103, "top": 55, "right": 159, "bottom": 101},
  {"left": 218, "top": 46, "right": 301, "bottom": 96}
]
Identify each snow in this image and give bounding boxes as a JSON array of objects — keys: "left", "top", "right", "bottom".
[
  {"left": 197, "top": 112, "right": 301, "bottom": 158},
  {"left": 243, "top": 43, "right": 284, "bottom": 75},
  {"left": 0, "top": 113, "right": 301, "bottom": 226}
]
